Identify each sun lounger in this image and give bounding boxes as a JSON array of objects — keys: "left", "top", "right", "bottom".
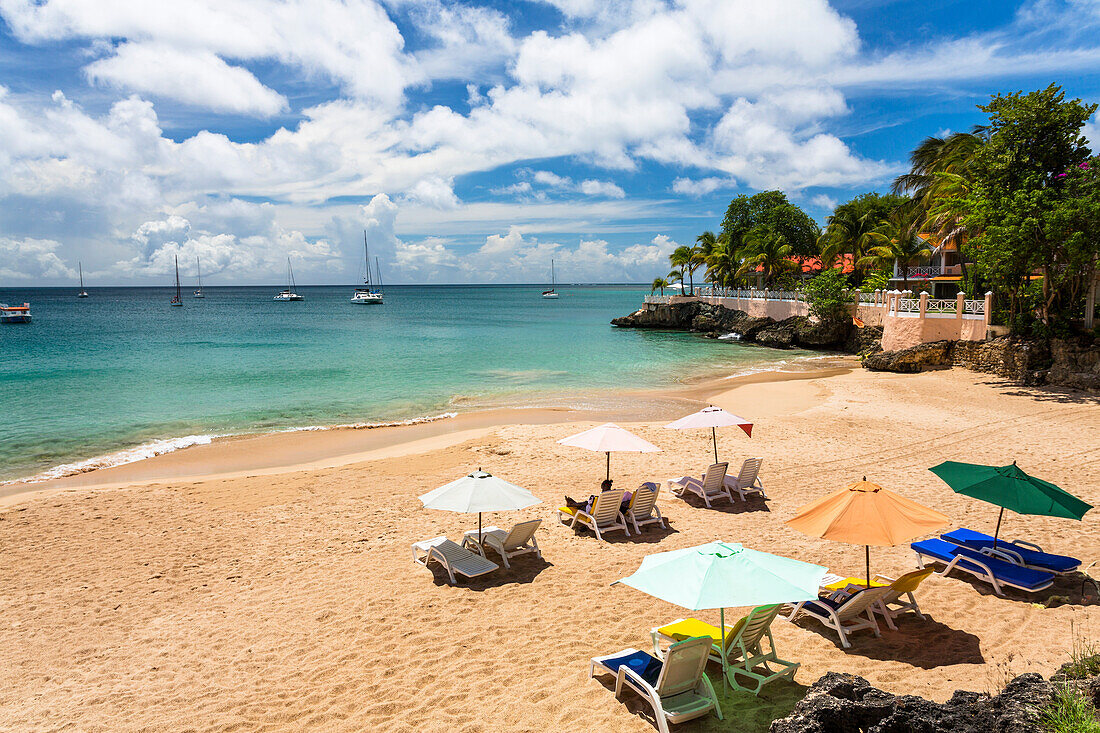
[
  {"left": 412, "top": 537, "right": 498, "bottom": 585},
  {"left": 625, "top": 482, "right": 666, "bottom": 533},
  {"left": 941, "top": 527, "right": 1081, "bottom": 575},
  {"left": 911, "top": 538, "right": 1055, "bottom": 596},
  {"left": 668, "top": 462, "right": 732, "bottom": 508},
  {"left": 782, "top": 586, "right": 891, "bottom": 648},
  {"left": 725, "top": 457, "right": 767, "bottom": 501},
  {"left": 462, "top": 519, "right": 542, "bottom": 568},
  {"left": 652, "top": 604, "right": 797, "bottom": 694},
  {"left": 866, "top": 568, "right": 934, "bottom": 629},
  {"left": 590, "top": 636, "right": 722, "bottom": 733},
  {"left": 557, "top": 489, "right": 629, "bottom": 541}
]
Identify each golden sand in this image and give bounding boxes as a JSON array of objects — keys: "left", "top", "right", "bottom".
[{"left": 1, "top": 365, "right": 1097, "bottom": 732}]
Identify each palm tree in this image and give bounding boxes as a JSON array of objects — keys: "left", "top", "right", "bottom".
[
  {"left": 704, "top": 235, "right": 738, "bottom": 289},
  {"left": 893, "top": 131, "right": 985, "bottom": 282},
  {"left": 857, "top": 210, "right": 933, "bottom": 290},
  {"left": 817, "top": 205, "right": 883, "bottom": 282},
  {"left": 669, "top": 245, "right": 696, "bottom": 296},
  {"left": 666, "top": 268, "right": 683, "bottom": 293},
  {"left": 650, "top": 277, "right": 670, "bottom": 296},
  {"left": 737, "top": 226, "right": 797, "bottom": 287}
]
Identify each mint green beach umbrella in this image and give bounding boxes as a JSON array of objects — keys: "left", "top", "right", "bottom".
[
  {"left": 929, "top": 460, "right": 1092, "bottom": 546},
  {"left": 615, "top": 542, "right": 826, "bottom": 686}
]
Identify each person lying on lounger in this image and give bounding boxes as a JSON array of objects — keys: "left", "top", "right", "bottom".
[{"left": 564, "top": 479, "right": 632, "bottom": 514}]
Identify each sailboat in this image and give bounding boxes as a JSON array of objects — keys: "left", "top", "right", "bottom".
[
  {"left": 350, "top": 230, "right": 383, "bottom": 304},
  {"left": 541, "top": 259, "right": 559, "bottom": 299},
  {"left": 274, "top": 258, "right": 304, "bottom": 301},
  {"left": 193, "top": 257, "right": 205, "bottom": 298},
  {"left": 170, "top": 255, "right": 183, "bottom": 307},
  {"left": 77, "top": 261, "right": 89, "bottom": 298}
]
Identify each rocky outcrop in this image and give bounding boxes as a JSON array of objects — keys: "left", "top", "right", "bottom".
[
  {"left": 952, "top": 337, "right": 1051, "bottom": 382},
  {"left": 1047, "top": 338, "right": 1100, "bottom": 391},
  {"left": 862, "top": 340, "right": 954, "bottom": 373},
  {"left": 612, "top": 302, "right": 855, "bottom": 351},
  {"left": 769, "top": 671, "right": 1052, "bottom": 733}
]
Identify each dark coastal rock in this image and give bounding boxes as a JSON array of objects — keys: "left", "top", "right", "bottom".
[
  {"left": 1047, "top": 338, "right": 1100, "bottom": 391},
  {"left": 795, "top": 317, "right": 853, "bottom": 348},
  {"left": 951, "top": 337, "right": 1051, "bottom": 382},
  {"left": 769, "top": 671, "right": 1051, "bottom": 733},
  {"left": 862, "top": 340, "right": 954, "bottom": 373},
  {"left": 847, "top": 324, "right": 884, "bottom": 355},
  {"left": 755, "top": 317, "right": 803, "bottom": 348},
  {"left": 610, "top": 301, "right": 701, "bottom": 329}
]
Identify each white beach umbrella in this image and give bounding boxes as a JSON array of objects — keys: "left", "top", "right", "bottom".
[
  {"left": 419, "top": 468, "right": 541, "bottom": 542},
  {"left": 665, "top": 406, "right": 753, "bottom": 463},
  {"left": 557, "top": 422, "right": 661, "bottom": 481}
]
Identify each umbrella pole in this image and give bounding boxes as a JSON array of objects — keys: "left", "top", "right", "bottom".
[
  {"left": 712, "top": 427, "right": 718, "bottom": 464},
  {"left": 720, "top": 607, "right": 729, "bottom": 687},
  {"left": 479, "top": 512, "right": 483, "bottom": 544},
  {"left": 993, "top": 507, "right": 1005, "bottom": 549},
  {"left": 606, "top": 452, "right": 610, "bottom": 482},
  {"left": 865, "top": 545, "right": 871, "bottom": 588}
]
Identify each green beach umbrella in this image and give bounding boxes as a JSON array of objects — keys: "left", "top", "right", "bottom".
[
  {"left": 615, "top": 541, "right": 825, "bottom": 686},
  {"left": 929, "top": 460, "right": 1092, "bottom": 546}
]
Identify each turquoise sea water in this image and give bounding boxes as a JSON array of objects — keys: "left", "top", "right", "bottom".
[{"left": 0, "top": 285, "right": 818, "bottom": 482}]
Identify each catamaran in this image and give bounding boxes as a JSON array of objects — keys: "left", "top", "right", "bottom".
[
  {"left": 350, "top": 230, "right": 383, "bottom": 304},
  {"left": 77, "top": 262, "right": 89, "bottom": 298},
  {"left": 541, "top": 259, "right": 559, "bottom": 299},
  {"left": 170, "top": 255, "right": 183, "bottom": 307},
  {"left": 0, "top": 302, "right": 31, "bottom": 324},
  {"left": 194, "top": 257, "right": 205, "bottom": 298},
  {"left": 274, "top": 258, "right": 304, "bottom": 301}
]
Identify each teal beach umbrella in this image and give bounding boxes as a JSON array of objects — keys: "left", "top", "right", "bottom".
[
  {"left": 929, "top": 460, "right": 1092, "bottom": 546},
  {"left": 616, "top": 542, "right": 826, "bottom": 685}
]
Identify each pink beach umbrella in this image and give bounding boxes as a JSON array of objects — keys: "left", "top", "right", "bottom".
[
  {"left": 557, "top": 422, "right": 661, "bottom": 481},
  {"left": 665, "top": 406, "right": 753, "bottom": 464}
]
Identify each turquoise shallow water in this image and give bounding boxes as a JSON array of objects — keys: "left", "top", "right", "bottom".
[{"left": 0, "top": 285, "right": 817, "bottom": 482}]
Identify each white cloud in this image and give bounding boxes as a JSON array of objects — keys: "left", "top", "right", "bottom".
[
  {"left": 401, "top": 176, "right": 461, "bottom": 209},
  {"left": 671, "top": 176, "right": 730, "bottom": 196},
  {"left": 579, "top": 179, "right": 625, "bottom": 198},
  {"left": 809, "top": 193, "right": 837, "bottom": 211},
  {"left": 0, "top": 237, "right": 76, "bottom": 279},
  {"left": 85, "top": 43, "right": 288, "bottom": 116}
]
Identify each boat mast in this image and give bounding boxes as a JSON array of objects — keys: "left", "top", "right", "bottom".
[
  {"left": 196, "top": 257, "right": 203, "bottom": 290},
  {"left": 174, "top": 255, "right": 181, "bottom": 300},
  {"left": 287, "top": 257, "right": 296, "bottom": 292},
  {"left": 375, "top": 256, "right": 384, "bottom": 293},
  {"left": 551, "top": 259, "right": 555, "bottom": 289},
  {"left": 363, "top": 230, "right": 373, "bottom": 289},
  {"left": 79, "top": 262, "right": 84, "bottom": 290}
]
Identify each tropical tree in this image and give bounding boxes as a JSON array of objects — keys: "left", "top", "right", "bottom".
[
  {"left": 650, "top": 277, "right": 670, "bottom": 295},
  {"left": 704, "top": 236, "right": 740, "bottom": 289},
  {"left": 818, "top": 193, "right": 906, "bottom": 285},
  {"left": 721, "top": 191, "right": 820, "bottom": 258},
  {"left": 666, "top": 268, "right": 683, "bottom": 292},
  {"left": 669, "top": 245, "right": 697, "bottom": 295},
  {"left": 857, "top": 209, "right": 933, "bottom": 289},
  {"left": 736, "top": 225, "right": 798, "bottom": 287}
]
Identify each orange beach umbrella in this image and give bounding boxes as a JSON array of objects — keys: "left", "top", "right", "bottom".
[{"left": 786, "top": 478, "right": 949, "bottom": 587}]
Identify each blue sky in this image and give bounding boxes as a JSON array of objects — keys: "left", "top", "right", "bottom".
[{"left": 0, "top": 0, "right": 1098, "bottom": 285}]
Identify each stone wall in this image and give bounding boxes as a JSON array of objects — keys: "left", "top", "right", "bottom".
[{"left": 698, "top": 295, "right": 809, "bottom": 321}]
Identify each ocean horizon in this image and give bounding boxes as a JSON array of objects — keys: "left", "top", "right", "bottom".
[{"left": 1, "top": 284, "right": 819, "bottom": 483}]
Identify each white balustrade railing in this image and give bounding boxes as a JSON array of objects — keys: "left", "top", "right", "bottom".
[
  {"left": 906, "top": 266, "right": 943, "bottom": 278},
  {"left": 856, "top": 291, "right": 876, "bottom": 303},
  {"left": 924, "top": 298, "right": 958, "bottom": 314},
  {"left": 644, "top": 295, "right": 672, "bottom": 304},
  {"left": 893, "top": 298, "right": 921, "bottom": 314},
  {"left": 963, "top": 299, "right": 985, "bottom": 316}
]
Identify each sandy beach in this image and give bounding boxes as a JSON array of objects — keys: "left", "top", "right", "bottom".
[{"left": 1, "top": 364, "right": 1098, "bottom": 732}]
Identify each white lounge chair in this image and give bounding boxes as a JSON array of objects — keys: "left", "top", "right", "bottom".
[
  {"left": 668, "top": 462, "right": 732, "bottom": 508},
  {"left": 625, "top": 482, "right": 666, "bottom": 533},
  {"left": 557, "top": 489, "right": 629, "bottom": 541},
  {"left": 781, "top": 586, "right": 891, "bottom": 648},
  {"left": 652, "top": 604, "right": 798, "bottom": 695},
  {"left": 463, "top": 519, "right": 543, "bottom": 569},
  {"left": 725, "top": 457, "right": 766, "bottom": 501},
  {"left": 590, "top": 636, "right": 722, "bottom": 733},
  {"left": 412, "top": 537, "right": 498, "bottom": 585}
]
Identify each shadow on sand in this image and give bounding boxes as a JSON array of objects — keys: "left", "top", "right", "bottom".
[
  {"left": 675, "top": 492, "right": 771, "bottom": 515},
  {"left": 787, "top": 614, "right": 984, "bottom": 668},
  {"left": 428, "top": 553, "right": 554, "bottom": 589}
]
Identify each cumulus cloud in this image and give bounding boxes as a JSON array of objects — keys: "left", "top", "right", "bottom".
[
  {"left": 86, "top": 43, "right": 288, "bottom": 116},
  {"left": 671, "top": 176, "right": 730, "bottom": 196},
  {"left": 0, "top": 237, "right": 76, "bottom": 280}
]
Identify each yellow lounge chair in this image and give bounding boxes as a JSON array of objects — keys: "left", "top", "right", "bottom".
[
  {"left": 821, "top": 567, "right": 934, "bottom": 629},
  {"left": 782, "top": 586, "right": 892, "bottom": 648},
  {"left": 557, "top": 489, "right": 629, "bottom": 541},
  {"left": 625, "top": 482, "right": 666, "bottom": 533},
  {"left": 651, "top": 604, "right": 797, "bottom": 694}
]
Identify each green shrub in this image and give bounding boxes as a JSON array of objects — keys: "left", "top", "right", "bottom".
[{"left": 804, "top": 269, "right": 853, "bottom": 323}]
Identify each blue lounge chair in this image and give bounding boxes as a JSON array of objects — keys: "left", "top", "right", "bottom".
[
  {"left": 941, "top": 528, "right": 1081, "bottom": 574},
  {"left": 911, "top": 538, "right": 1055, "bottom": 596}
]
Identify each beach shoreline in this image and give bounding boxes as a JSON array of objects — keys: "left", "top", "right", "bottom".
[{"left": 1, "top": 356, "right": 855, "bottom": 505}]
